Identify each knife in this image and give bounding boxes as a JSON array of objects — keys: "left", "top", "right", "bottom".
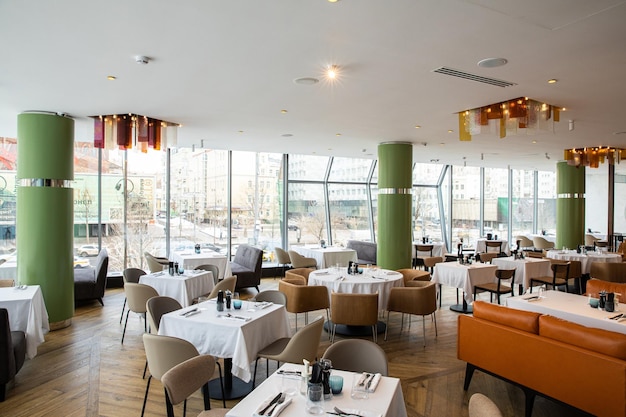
[
  {"left": 609, "top": 313, "right": 624, "bottom": 320},
  {"left": 365, "top": 373, "right": 375, "bottom": 390},
  {"left": 258, "top": 392, "right": 282, "bottom": 415},
  {"left": 179, "top": 307, "right": 198, "bottom": 316}
]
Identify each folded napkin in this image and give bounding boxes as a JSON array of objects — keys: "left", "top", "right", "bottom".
[
  {"left": 315, "top": 271, "right": 330, "bottom": 275},
  {"left": 356, "top": 372, "right": 381, "bottom": 392},
  {"left": 248, "top": 301, "right": 273, "bottom": 312},
  {"left": 253, "top": 393, "right": 291, "bottom": 417},
  {"left": 218, "top": 313, "right": 251, "bottom": 322}
]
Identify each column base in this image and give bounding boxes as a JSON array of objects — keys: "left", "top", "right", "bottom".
[{"left": 49, "top": 318, "right": 72, "bottom": 331}]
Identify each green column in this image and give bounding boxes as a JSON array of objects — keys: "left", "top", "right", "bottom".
[
  {"left": 377, "top": 142, "right": 413, "bottom": 270},
  {"left": 556, "top": 161, "right": 585, "bottom": 250},
  {"left": 17, "top": 112, "right": 74, "bottom": 328}
]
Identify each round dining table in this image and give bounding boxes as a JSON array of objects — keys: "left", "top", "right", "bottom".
[
  {"left": 546, "top": 249, "right": 622, "bottom": 274},
  {"left": 308, "top": 267, "right": 403, "bottom": 336}
]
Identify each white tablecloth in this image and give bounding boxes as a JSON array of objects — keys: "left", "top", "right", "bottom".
[
  {"left": 139, "top": 270, "right": 214, "bottom": 307},
  {"left": 431, "top": 262, "right": 498, "bottom": 304},
  {"left": 0, "top": 285, "right": 49, "bottom": 358},
  {"left": 475, "top": 239, "right": 510, "bottom": 255},
  {"left": 171, "top": 250, "right": 232, "bottom": 279},
  {"left": 506, "top": 290, "right": 626, "bottom": 335},
  {"left": 491, "top": 256, "right": 552, "bottom": 290},
  {"left": 291, "top": 246, "right": 357, "bottom": 269},
  {"left": 159, "top": 300, "right": 291, "bottom": 382},
  {"left": 0, "top": 259, "right": 17, "bottom": 280},
  {"left": 412, "top": 242, "right": 446, "bottom": 258},
  {"left": 225, "top": 363, "right": 407, "bottom": 417},
  {"left": 545, "top": 250, "right": 623, "bottom": 274},
  {"left": 308, "top": 268, "right": 404, "bottom": 311}
]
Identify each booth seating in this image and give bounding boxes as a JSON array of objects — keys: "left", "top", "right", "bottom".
[
  {"left": 346, "top": 240, "right": 377, "bottom": 265},
  {"left": 74, "top": 249, "right": 109, "bottom": 305},
  {"left": 0, "top": 308, "right": 26, "bottom": 402}
]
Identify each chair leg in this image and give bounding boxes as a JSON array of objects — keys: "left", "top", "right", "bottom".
[
  {"left": 372, "top": 325, "right": 377, "bottom": 343},
  {"left": 253, "top": 358, "right": 259, "bottom": 388},
  {"left": 433, "top": 312, "right": 438, "bottom": 337},
  {"left": 142, "top": 359, "right": 148, "bottom": 379},
  {"left": 119, "top": 297, "right": 127, "bottom": 324},
  {"left": 421, "top": 315, "right": 426, "bottom": 347},
  {"left": 141, "top": 375, "right": 152, "bottom": 417},
  {"left": 331, "top": 324, "right": 336, "bottom": 343},
  {"left": 384, "top": 311, "right": 390, "bottom": 341},
  {"left": 121, "top": 310, "right": 130, "bottom": 344}
]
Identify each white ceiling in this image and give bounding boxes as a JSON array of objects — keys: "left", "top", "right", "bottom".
[{"left": 1, "top": 0, "right": 626, "bottom": 171}]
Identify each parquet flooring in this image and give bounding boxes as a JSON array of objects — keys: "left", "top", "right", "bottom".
[{"left": 0, "top": 278, "right": 591, "bottom": 417}]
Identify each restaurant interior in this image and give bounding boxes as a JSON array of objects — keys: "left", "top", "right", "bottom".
[{"left": 1, "top": 1, "right": 626, "bottom": 416}]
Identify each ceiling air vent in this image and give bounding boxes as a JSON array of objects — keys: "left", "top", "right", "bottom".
[{"left": 432, "top": 67, "right": 517, "bottom": 88}]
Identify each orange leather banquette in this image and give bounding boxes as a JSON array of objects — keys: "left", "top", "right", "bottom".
[{"left": 458, "top": 300, "right": 626, "bottom": 417}]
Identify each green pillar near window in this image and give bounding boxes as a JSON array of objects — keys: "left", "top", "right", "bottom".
[
  {"left": 377, "top": 142, "right": 413, "bottom": 270},
  {"left": 17, "top": 112, "right": 74, "bottom": 329},
  {"left": 556, "top": 161, "right": 585, "bottom": 250}
]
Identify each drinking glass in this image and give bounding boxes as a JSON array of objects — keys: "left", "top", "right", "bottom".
[
  {"left": 351, "top": 374, "right": 369, "bottom": 399},
  {"left": 306, "top": 383, "right": 324, "bottom": 414},
  {"left": 233, "top": 292, "right": 242, "bottom": 309}
]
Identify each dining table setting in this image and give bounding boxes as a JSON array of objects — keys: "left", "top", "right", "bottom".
[
  {"left": 138, "top": 268, "right": 214, "bottom": 307},
  {"left": 431, "top": 261, "right": 498, "bottom": 313},
  {"left": 491, "top": 255, "right": 552, "bottom": 293},
  {"left": 225, "top": 363, "right": 407, "bottom": 417},
  {"left": 545, "top": 249, "right": 623, "bottom": 274},
  {"left": 290, "top": 245, "right": 357, "bottom": 269},
  {"left": 158, "top": 297, "right": 291, "bottom": 399}
]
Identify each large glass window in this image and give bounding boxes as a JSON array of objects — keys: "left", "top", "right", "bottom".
[
  {"left": 288, "top": 183, "right": 327, "bottom": 246},
  {"left": 412, "top": 187, "right": 441, "bottom": 242},
  {"left": 451, "top": 166, "right": 481, "bottom": 247},
  {"left": 0, "top": 138, "right": 17, "bottom": 256},
  {"left": 328, "top": 184, "right": 370, "bottom": 246},
  {"left": 511, "top": 169, "right": 535, "bottom": 237},
  {"left": 484, "top": 167, "right": 509, "bottom": 241},
  {"left": 537, "top": 170, "right": 557, "bottom": 236},
  {"left": 615, "top": 164, "right": 626, "bottom": 240}
]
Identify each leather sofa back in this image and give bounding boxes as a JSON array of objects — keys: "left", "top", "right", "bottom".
[
  {"left": 586, "top": 278, "right": 626, "bottom": 297},
  {"left": 473, "top": 300, "right": 540, "bottom": 334}
]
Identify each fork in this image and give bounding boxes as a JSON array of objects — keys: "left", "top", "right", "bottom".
[
  {"left": 333, "top": 406, "right": 363, "bottom": 417},
  {"left": 267, "top": 393, "right": 286, "bottom": 416}
]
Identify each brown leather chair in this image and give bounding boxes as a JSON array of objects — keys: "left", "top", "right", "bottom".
[
  {"left": 549, "top": 259, "right": 582, "bottom": 293},
  {"left": 590, "top": 261, "right": 626, "bottom": 283},
  {"left": 525, "top": 251, "right": 545, "bottom": 258},
  {"left": 396, "top": 268, "right": 430, "bottom": 284},
  {"left": 384, "top": 281, "right": 437, "bottom": 346},
  {"left": 330, "top": 292, "right": 378, "bottom": 343},
  {"left": 0, "top": 280, "right": 13, "bottom": 288},
  {"left": 285, "top": 268, "right": 315, "bottom": 284},
  {"left": 278, "top": 277, "right": 329, "bottom": 331},
  {"left": 473, "top": 269, "right": 516, "bottom": 304},
  {"left": 478, "top": 252, "right": 498, "bottom": 263},
  {"left": 413, "top": 244, "right": 440, "bottom": 271},
  {"left": 530, "top": 262, "right": 571, "bottom": 293}
]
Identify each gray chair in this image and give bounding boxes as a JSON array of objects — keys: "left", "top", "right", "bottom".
[
  {"left": 469, "top": 393, "right": 503, "bottom": 417},
  {"left": 121, "top": 283, "right": 159, "bottom": 344},
  {"left": 253, "top": 290, "right": 287, "bottom": 305},
  {"left": 230, "top": 245, "right": 263, "bottom": 292},
  {"left": 0, "top": 308, "right": 26, "bottom": 402},
  {"left": 288, "top": 250, "right": 317, "bottom": 269},
  {"left": 120, "top": 267, "right": 146, "bottom": 323},
  {"left": 144, "top": 296, "right": 182, "bottom": 379},
  {"left": 274, "top": 247, "right": 291, "bottom": 277},
  {"left": 74, "top": 248, "right": 109, "bottom": 306},
  {"left": 322, "top": 339, "right": 388, "bottom": 376},
  {"left": 145, "top": 251, "right": 169, "bottom": 273},
  {"left": 196, "top": 264, "right": 220, "bottom": 285}
]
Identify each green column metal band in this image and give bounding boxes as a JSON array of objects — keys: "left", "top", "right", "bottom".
[
  {"left": 556, "top": 161, "right": 585, "bottom": 250},
  {"left": 377, "top": 142, "right": 413, "bottom": 270},
  {"left": 17, "top": 112, "right": 74, "bottom": 325}
]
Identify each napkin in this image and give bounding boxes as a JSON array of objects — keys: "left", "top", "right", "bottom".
[
  {"left": 315, "top": 271, "right": 330, "bottom": 275},
  {"left": 357, "top": 372, "right": 381, "bottom": 392},
  {"left": 217, "top": 314, "right": 251, "bottom": 322},
  {"left": 332, "top": 409, "right": 381, "bottom": 417},
  {"left": 521, "top": 294, "right": 540, "bottom": 302},
  {"left": 253, "top": 393, "right": 292, "bottom": 417}
]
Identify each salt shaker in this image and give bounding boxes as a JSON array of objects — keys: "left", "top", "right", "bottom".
[
  {"left": 225, "top": 290, "right": 232, "bottom": 309},
  {"left": 217, "top": 290, "right": 225, "bottom": 312}
]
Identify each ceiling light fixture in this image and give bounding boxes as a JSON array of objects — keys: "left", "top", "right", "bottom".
[
  {"left": 565, "top": 147, "right": 625, "bottom": 168},
  {"left": 294, "top": 77, "right": 319, "bottom": 85},
  {"left": 280, "top": 109, "right": 288, "bottom": 114},
  {"left": 91, "top": 114, "right": 178, "bottom": 150},
  {"left": 135, "top": 55, "right": 150, "bottom": 65},
  {"left": 548, "top": 79, "right": 558, "bottom": 84},
  {"left": 477, "top": 57, "right": 508, "bottom": 68},
  {"left": 107, "top": 75, "right": 116, "bottom": 80},
  {"left": 458, "top": 97, "right": 560, "bottom": 141},
  {"left": 415, "top": 125, "right": 421, "bottom": 129},
  {"left": 326, "top": 65, "right": 339, "bottom": 79}
]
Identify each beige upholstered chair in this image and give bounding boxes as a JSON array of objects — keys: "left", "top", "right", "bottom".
[
  {"left": 142, "top": 334, "right": 226, "bottom": 417},
  {"left": 396, "top": 268, "right": 430, "bottom": 284},
  {"left": 252, "top": 316, "right": 324, "bottom": 387},
  {"left": 0, "top": 280, "right": 14, "bottom": 288},
  {"left": 473, "top": 269, "right": 515, "bottom": 304},
  {"left": 278, "top": 277, "right": 329, "bottom": 330},
  {"left": 253, "top": 290, "right": 287, "bottom": 305},
  {"left": 515, "top": 235, "right": 534, "bottom": 251},
  {"left": 274, "top": 247, "right": 291, "bottom": 276},
  {"left": 161, "top": 355, "right": 230, "bottom": 417},
  {"left": 288, "top": 250, "right": 317, "bottom": 269},
  {"left": 585, "top": 233, "right": 600, "bottom": 246},
  {"left": 322, "top": 339, "right": 388, "bottom": 376},
  {"left": 590, "top": 261, "right": 626, "bottom": 283},
  {"left": 468, "top": 393, "right": 503, "bottom": 417},
  {"left": 330, "top": 292, "right": 378, "bottom": 343},
  {"left": 285, "top": 267, "right": 315, "bottom": 284},
  {"left": 385, "top": 281, "right": 437, "bottom": 346},
  {"left": 206, "top": 276, "right": 237, "bottom": 299},
  {"left": 144, "top": 296, "right": 182, "bottom": 378},
  {"left": 144, "top": 251, "right": 169, "bottom": 273},
  {"left": 532, "top": 236, "right": 555, "bottom": 251},
  {"left": 196, "top": 264, "right": 220, "bottom": 285},
  {"left": 120, "top": 267, "right": 146, "bottom": 323},
  {"left": 530, "top": 262, "right": 571, "bottom": 293},
  {"left": 121, "top": 283, "right": 159, "bottom": 344}
]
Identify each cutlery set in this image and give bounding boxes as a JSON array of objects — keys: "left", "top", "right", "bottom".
[
  {"left": 179, "top": 307, "right": 199, "bottom": 317},
  {"left": 257, "top": 392, "right": 286, "bottom": 416}
]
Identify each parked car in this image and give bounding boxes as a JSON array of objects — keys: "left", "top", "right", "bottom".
[{"left": 76, "top": 245, "right": 99, "bottom": 257}]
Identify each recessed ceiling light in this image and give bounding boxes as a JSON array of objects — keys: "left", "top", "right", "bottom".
[
  {"left": 237, "top": 130, "right": 244, "bottom": 134},
  {"left": 439, "top": 143, "right": 445, "bottom": 146},
  {"left": 281, "top": 133, "right": 293, "bottom": 137},
  {"left": 532, "top": 140, "right": 537, "bottom": 144},
  {"left": 447, "top": 129, "right": 454, "bottom": 133},
  {"left": 327, "top": 65, "right": 340, "bottom": 79},
  {"left": 548, "top": 79, "right": 558, "bottom": 84},
  {"left": 613, "top": 131, "right": 626, "bottom": 135},
  {"left": 280, "top": 109, "right": 288, "bottom": 114},
  {"left": 294, "top": 77, "right": 319, "bottom": 85},
  {"left": 415, "top": 125, "right": 421, "bottom": 129},
  {"left": 335, "top": 133, "right": 342, "bottom": 136},
  {"left": 107, "top": 75, "right": 116, "bottom": 80},
  {"left": 477, "top": 57, "right": 508, "bottom": 68},
  {"left": 328, "top": 0, "right": 340, "bottom": 2}
]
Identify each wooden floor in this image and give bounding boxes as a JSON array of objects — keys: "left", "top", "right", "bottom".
[{"left": 0, "top": 277, "right": 591, "bottom": 417}]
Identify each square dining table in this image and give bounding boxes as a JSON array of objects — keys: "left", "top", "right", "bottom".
[
  {"left": 225, "top": 363, "right": 408, "bottom": 417},
  {"left": 139, "top": 269, "right": 214, "bottom": 307},
  {"left": 159, "top": 299, "right": 291, "bottom": 399},
  {"left": 171, "top": 250, "right": 232, "bottom": 279},
  {"left": 491, "top": 256, "right": 552, "bottom": 292},
  {"left": 0, "top": 285, "right": 49, "bottom": 358},
  {"left": 290, "top": 246, "right": 357, "bottom": 269},
  {"left": 431, "top": 262, "right": 497, "bottom": 313}
]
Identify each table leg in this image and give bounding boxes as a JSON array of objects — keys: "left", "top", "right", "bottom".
[
  {"left": 208, "top": 358, "right": 254, "bottom": 400},
  {"left": 450, "top": 292, "right": 473, "bottom": 314}
]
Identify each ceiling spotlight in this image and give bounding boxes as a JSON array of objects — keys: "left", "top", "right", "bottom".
[
  {"left": 415, "top": 125, "right": 421, "bottom": 129},
  {"left": 280, "top": 109, "right": 288, "bottom": 114},
  {"left": 107, "top": 75, "right": 116, "bottom": 81},
  {"left": 477, "top": 57, "right": 508, "bottom": 68},
  {"left": 327, "top": 65, "right": 339, "bottom": 79},
  {"left": 548, "top": 79, "right": 558, "bottom": 84},
  {"left": 294, "top": 77, "right": 319, "bottom": 85},
  {"left": 135, "top": 55, "right": 150, "bottom": 65}
]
